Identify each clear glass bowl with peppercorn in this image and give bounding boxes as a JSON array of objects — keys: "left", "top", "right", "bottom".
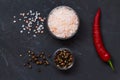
[{"left": 53, "top": 48, "right": 74, "bottom": 70}]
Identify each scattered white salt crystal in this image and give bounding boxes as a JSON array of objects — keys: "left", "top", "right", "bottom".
[
  {"left": 20, "top": 30, "right": 23, "bottom": 33},
  {"left": 43, "top": 17, "right": 46, "bottom": 20},
  {"left": 38, "top": 30, "right": 40, "bottom": 33},
  {"left": 28, "top": 21, "right": 32, "bottom": 27},
  {"left": 37, "top": 24, "right": 44, "bottom": 30},
  {"left": 22, "top": 13, "right": 25, "bottom": 16},
  {"left": 38, "top": 13, "right": 40, "bottom": 15},
  {"left": 31, "top": 17, "right": 35, "bottom": 22},
  {"left": 13, "top": 16, "right": 16, "bottom": 18},
  {"left": 24, "top": 16, "right": 27, "bottom": 19},
  {"left": 33, "top": 34, "right": 36, "bottom": 37},
  {"left": 28, "top": 32, "right": 30, "bottom": 34},
  {"left": 34, "top": 13, "right": 39, "bottom": 22},
  {"left": 39, "top": 25, "right": 43, "bottom": 27},
  {"left": 23, "top": 28, "right": 26, "bottom": 30},
  {"left": 13, "top": 20, "right": 16, "bottom": 23},
  {"left": 13, "top": 10, "right": 45, "bottom": 38},
  {"left": 28, "top": 18, "right": 31, "bottom": 20},
  {"left": 31, "top": 13, "right": 35, "bottom": 16},
  {"left": 41, "top": 27, "right": 44, "bottom": 29},
  {"left": 33, "top": 29, "right": 36, "bottom": 32},
  {"left": 35, "top": 31, "right": 37, "bottom": 34},
  {"left": 37, "top": 27, "right": 41, "bottom": 31},
  {"left": 41, "top": 31, "right": 44, "bottom": 33},
  {"left": 37, "top": 21, "right": 39, "bottom": 25},
  {"left": 26, "top": 13, "right": 29, "bottom": 15},
  {"left": 19, "top": 19, "right": 22, "bottom": 21},
  {"left": 20, "top": 13, "right": 23, "bottom": 16},
  {"left": 22, "top": 25, "right": 25, "bottom": 28},
  {"left": 29, "top": 28, "right": 31, "bottom": 31},
  {"left": 29, "top": 10, "right": 32, "bottom": 13},
  {"left": 31, "top": 20, "right": 34, "bottom": 22}
]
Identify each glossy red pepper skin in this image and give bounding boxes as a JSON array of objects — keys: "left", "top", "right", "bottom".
[{"left": 93, "top": 8, "right": 114, "bottom": 70}]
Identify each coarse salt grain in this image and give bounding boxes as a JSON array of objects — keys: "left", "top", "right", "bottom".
[
  {"left": 22, "top": 25, "right": 25, "bottom": 27},
  {"left": 13, "top": 16, "right": 16, "bottom": 18},
  {"left": 41, "top": 31, "right": 44, "bottom": 33},
  {"left": 33, "top": 34, "right": 37, "bottom": 37},
  {"left": 19, "top": 19, "right": 22, "bottom": 21},
  {"left": 23, "top": 28, "right": 26, "bottom": 30},
  {"left": 48, "top": 6, "right": 79, "bottom": 39},
  {"left": 28, "top": 32, "right": 30, "bottom": 34},
  {"left": 13, "top": 10, "right": 46, "bottom": 38},
  {"left": 20, "top": 30, "right": 23, "bottom": 33},
  {"left": 13, "top": 20, "right": 16, "bottom": 23}
]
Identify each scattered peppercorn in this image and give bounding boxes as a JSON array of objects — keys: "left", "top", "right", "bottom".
[
  {"left": 30, "top": 52, "right": 35, "bottom": 55},
  {"left": 20, "top": 50, "right": 50, "bottom": 72},
  {"left": 45, "top": 61, "right": 49, "bottom": 65},
  {"left": 23, "top": 63, "right": 27, "bottom": 67},
  {"left": 28, "top": 58, "right": 32, "bottom": 62},
  {"left": 42, "top": 56, "right": 46, "bottom": 60},
  {"left": 48, "top": 54, "right": 51, "bottom": 58},
  {"left": 34, "top": 57, "right": 38, "bottom": 61},
  {"left": 32, "top": 55, "right": 36, "bottom": 59},
  {"left": 36, "top": 61, "right": 43, "bottom": 65},
  {"left": 28, "top": 65, "right": 32, "bottom": 69}
]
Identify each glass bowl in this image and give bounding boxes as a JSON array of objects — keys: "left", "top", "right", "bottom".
[{"left": 53, "top": 48, "right": 74, "bottom": 70}]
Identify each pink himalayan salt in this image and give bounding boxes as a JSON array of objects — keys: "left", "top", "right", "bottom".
[{"left": 48, "top": 6, "right": 79, "bottom": 39}]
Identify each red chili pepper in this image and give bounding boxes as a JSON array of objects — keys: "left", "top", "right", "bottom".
[{"left": 93, "top": 8, "right": 114, "bottom": 71}]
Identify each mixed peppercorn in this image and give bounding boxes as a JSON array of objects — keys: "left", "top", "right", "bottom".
[
  {"left": 19, "top": 48, "right": 74, "bottom": 72},
  {"left": 20, "top": 50, "right": 50, "bottom": 72},
  {"left": 54, "top": 48, "right": 74, "bottom": 70}
]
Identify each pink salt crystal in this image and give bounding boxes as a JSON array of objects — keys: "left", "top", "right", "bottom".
[{"left": 47, "top": 6, "right": 79, "bottom": 39}]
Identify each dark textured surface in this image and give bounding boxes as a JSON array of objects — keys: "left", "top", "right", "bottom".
[{"left": 0, "top": 0, "right": 120, "bottom": 80}]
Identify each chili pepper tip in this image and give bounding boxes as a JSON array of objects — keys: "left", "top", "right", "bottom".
[
  {"left": 108, "top": 60, "right": 115, "bottom": 71},
  {"left": 97, "top": 8, "right": 100, "bottom": 11},
  {"left": 97, "top": 8, "right": 101, "bottom": 16}
]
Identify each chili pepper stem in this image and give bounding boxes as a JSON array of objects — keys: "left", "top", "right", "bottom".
[{"left": 108, "top": 60, "right": 114, "bottom": 71}]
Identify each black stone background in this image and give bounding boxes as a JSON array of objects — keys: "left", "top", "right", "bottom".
[{"left": 0, "top": 0, "right": 120, "bottom": 80}]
